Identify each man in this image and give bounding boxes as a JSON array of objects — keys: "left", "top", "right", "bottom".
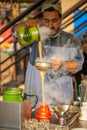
[{"left": 14, "top": 2, "right": 84, "bottom": 109}]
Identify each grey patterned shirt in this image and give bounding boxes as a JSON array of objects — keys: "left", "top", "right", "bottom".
[{"left": 25, "top": 31, "right": 84, "bottom": 109}]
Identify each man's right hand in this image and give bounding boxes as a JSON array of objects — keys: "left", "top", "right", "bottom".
[
  {"left": 12, "top": 18, "right": 39, "bottom": 36},
  {"left": 26, "top": 18, "right": 39, "bottom": 27}
]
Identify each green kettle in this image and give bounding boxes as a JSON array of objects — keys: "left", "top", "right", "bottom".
[
  {"left": 3, "top": 88, "right": 23, "bottom": 102},
  {"left": 12, "top": 24, "right": 39, "bottom": 46},
  {"left": 3, "top": 88, "right": 38, "bottom": 108},
  {"left": 17, "top": 26, "right": 39, "bottom": 46}
]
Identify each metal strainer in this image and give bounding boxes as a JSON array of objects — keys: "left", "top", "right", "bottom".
[{"left": 35, "top": 61, "right": 53, "bottom": 71}]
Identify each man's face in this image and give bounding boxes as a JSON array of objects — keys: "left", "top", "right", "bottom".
[{"left": 42, "top": 10, "right": 61, "bottom": 36}]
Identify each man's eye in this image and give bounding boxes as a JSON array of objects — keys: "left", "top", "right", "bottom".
[
  {"left": 44, "top": 20, "right": 49, "bottom": 23},
  {"left": 53, "top": 19, "right": 58, "bottom": 22}
]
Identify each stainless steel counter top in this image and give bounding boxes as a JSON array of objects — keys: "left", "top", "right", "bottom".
[
  {"left": 0, "top": 118, "right": 87, "bottom": 130},
  {"left": 0, "top": 102, "right": 87, "bottom": 130},
  {"left": 70, "top": 119, "right": 87, "bottom": 129}
]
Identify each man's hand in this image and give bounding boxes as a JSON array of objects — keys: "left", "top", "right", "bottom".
[
  {"left": 52, "top": 56, "right": 62, "bottom": 71},
  {"left": 51, "top": 56, "right": 78, "bottom": 72},
  {"left": 26, "top": 18, "right": 39, "bottom": 27}
]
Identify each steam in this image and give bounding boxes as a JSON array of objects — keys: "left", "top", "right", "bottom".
[
  {"left": 36, "top": 56, "right": 52, "bottom": 63},
  {"left": 38, "top": 26, "right": 51, "bottom": 42}
]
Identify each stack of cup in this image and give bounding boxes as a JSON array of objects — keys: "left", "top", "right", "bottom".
[{"left": 36, "top": 104, "right": 51, "bottom": 121}]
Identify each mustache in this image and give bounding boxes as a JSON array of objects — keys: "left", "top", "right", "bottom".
[{"left": 50, "top": 27, "right": 55, "bottom": 30}]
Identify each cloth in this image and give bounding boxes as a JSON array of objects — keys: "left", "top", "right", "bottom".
[{"left": 25, "top": 31, "right": 84, "bottom": 109}]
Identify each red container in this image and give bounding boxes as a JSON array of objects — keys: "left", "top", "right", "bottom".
[{"left": 36, "top": 104, "right": 51, "bottom": 121}]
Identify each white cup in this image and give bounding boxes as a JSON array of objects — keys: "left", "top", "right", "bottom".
[
  {"left": 82, "top": 102, "right": 87, "bottom": 107},
  {"left": 79, "top": 106, "right": 87, "bottom": 120}
]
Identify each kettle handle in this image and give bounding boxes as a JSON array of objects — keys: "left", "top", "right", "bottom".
[
  {"left": 11, "top": 24, "right": 18, "bottom": 40},
  {"left": 11, "top": 23, "right": 28, "bottom": 41},
  {"left": 24, "top": 89, "right": 38, "bottom": 109}
]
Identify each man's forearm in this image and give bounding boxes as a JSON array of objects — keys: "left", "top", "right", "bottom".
[{"left": 62, "top": 61, "right": 78, "bottom": 72}]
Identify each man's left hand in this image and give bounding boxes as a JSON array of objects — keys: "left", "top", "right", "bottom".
[{"left": 52, "top": 56, "right": 62, "bottom": 71}]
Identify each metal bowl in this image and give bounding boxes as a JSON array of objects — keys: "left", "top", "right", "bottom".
[
  {"left": 52, "top": 105, "right": 80, "bottom": 116},
  {"left": 35, "top": 61, "right": 53, "bottom": 71},
  {"left": 53, "top": 105, "right": 69, "bottom": 116}
]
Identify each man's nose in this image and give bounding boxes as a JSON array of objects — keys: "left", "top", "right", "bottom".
[{"left": 49, "top": 21, "right": 53, "bottom": 28}]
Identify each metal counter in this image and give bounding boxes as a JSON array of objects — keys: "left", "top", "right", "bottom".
[
  {"left": 0, "top": 119, "right": 87, "bottom": 130},
  {"left": 0, "top": 101, "right": 87, "bottom": 130},
  {"left": 70, "top": 119, "right": 87, "bottom": 129},
  {"left": 0, "top": 100, "right": 31, "bottom": 130}
]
